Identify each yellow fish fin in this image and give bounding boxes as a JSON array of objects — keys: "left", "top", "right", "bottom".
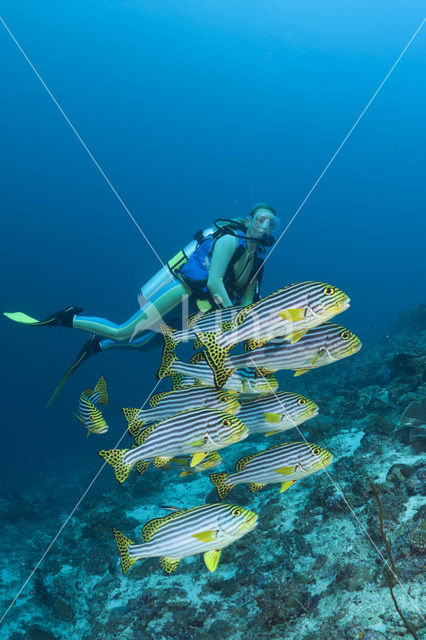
[
  {"left": 255, "top": 367, "right": 275, "bottom": 377},
  {"left": 73, "top": 412, "right": 84, "bottom": 424},
  {"left": 294, "top": 369, "right": 310, "bottom": 377},
  {"left": 280, "top": 480, "right": 296, "bottom": 493},
  {"left": 149, "top": 391, "right": 167, "bottom": 408},
  {"left": 160, "top": 557, "right": 181, "bottom": 574},
  {"left": 274, "top": 466, "right": 296, "bottom": 475},
  {"left": 277, "top": 308, "right": 305, "bottom": 322},
  {"left": 204, "top": 549, "right": 222, "bottom": 572},
  {"left": 112, "top": 528, "right": 138, "bottom": 575},
  {"left": 179, "top": 471, "right": 190, "bottom": 477},
  {"left": 194, "top": 330, "right": 234, "bottom": 389},
  {"left": 134, "top": 423, "right": 157, "bottom": 446},
  {"left": 153, "top": 456, "right": 171, "bottom": 469},
  {"left": 157, "top": 327, "right": 178, "bottom": 380},
  {"left": 264, "top": 431, "right": 280, "bottom": 437},
  {"left": 136, "top": 460, "right": 150, "bottom": 476},
  {"left": 192, "top": 530, "right": 217, "bottom": 542},
  {"left": 190, "top": 351, "right": 205, "bottom": 364},
  {"left": 98, "top": 449, "right": 133, "bottom": 484},
  {"left": 310, "top": 351, "right": 323, "bottom": 366},
  {"left": 170, "top": 374, "right": 184, "bottom": 390},
  {"left": 191, "top": 452, "right": 207, "bottom": 467},
  {"left": 235, "top": 454, "right": 255, "bottom": 471},
  {"left": 248, "top": 482, "right": 266, "bottom": 492},
  {"left": 186, "top": 439, "right": 206, "bottom": 448},
  {"left": 264, "top": 412, "right": 282, "bottom": 423},
  {"left": 209, "top": 473, "right": 233, "bottom": 500},
  {"left": 286, "top": 329, "right": 308, "bottom": 344},
  {"left": 244, "top": 337, "right": 268, "bottom": 352},
  {"left": 141, "top": 512, "right": 184, "bottom": 542},
  {"left": 94, "top": 375, "right": 109, "bottom": 405}
]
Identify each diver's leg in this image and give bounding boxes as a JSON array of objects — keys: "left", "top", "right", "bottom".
[{"left": 72, "top": 280, "right": 189, "bottom": 340}]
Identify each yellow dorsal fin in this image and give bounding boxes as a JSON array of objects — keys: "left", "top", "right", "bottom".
[
  {"left": 204, "top": 549, "right": 222, "bottom": 572},
  {"left": 190, "top": 352, "right": 205, "bottom": 364},
  {"left": 149, "top": 391, "right": 168, "bottom": 408},
  {"left": 94, "top": 375, "right": 109, "bottom": 405},
  {"left": 135, "top": 423, "right": 157, "bottom": 446},
  {"left": 142, "top": 511, "right": 184, "bottom": 543},
  {"left": 235, "top": 453, "right": 255, "bottom": 472}
]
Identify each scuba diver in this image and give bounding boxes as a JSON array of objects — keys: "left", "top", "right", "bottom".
[{"left": 4, "top": 203, "right": 280, "bottom": 403}]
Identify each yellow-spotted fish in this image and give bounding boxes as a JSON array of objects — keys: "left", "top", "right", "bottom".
[
  {"left": 205, "top": 323, "right": 361, "bottom": 389},
  {"left": 210, "top": 441, "right": 333, "bottom": 499},
  {"left": 193, "top": 282, "right": 350, "bottom": 387},
  {"left": 163, "top": 452, "right": 222, "bottom": 476},
  {"left": 112, "top": 502, "right": 258, "bottom": 574},
  {"left": 137, "top": 386, "right": 241, "bottom": 425},
  {"left": 158, "top": 346, "right": 279, "bottom": 395},
  {"left": 99, "top": 407, "right": 248, "bottom": 483},
  {"left": 238, "top": 391, "right": 319, "bottom": 436},
  {"left": 74, "top": 375, "right": 109, "bottom": 436}
]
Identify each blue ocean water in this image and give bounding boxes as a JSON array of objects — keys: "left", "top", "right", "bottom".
[{"left": 0, "top": 2, "right": 425, "bottom": 639}]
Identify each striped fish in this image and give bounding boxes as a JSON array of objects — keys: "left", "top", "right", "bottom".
[
  {"left": 163, "top": 452, "right": 222, "bottom": 476},
  {"left": 193, "top": 281, "right": 350, "bottom": 387},
  {"left": 137, "top": 386, "right": 241, "bottom": 424},
  {"left": 238, "top": 391, "right": 319, "bottom": 436},
  {"left": 74, "top": 375, "right": 109, "bottom": 436},
  {"left": 112, "top": 502, "right": 258, "bottom": 574},
  {"left": 158, "top": 345, "right": 279, "bottom": 395},
  {"left": 210, "top": 441, "right": 333, "bottom": 499},
  {"left": 99, "top": 408, "right": 248, "bottom": 483},
  {"left": 209, "top": 323, "right": 361, "bottom": 388}
]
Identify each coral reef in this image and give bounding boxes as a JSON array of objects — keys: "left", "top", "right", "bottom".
[{"left": 0, "top": 306, "right": 425, "bottom": 640}]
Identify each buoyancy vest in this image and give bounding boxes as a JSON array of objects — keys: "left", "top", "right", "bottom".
[{"left": 177, "top": 228, "right": 265, "bottom": 305}]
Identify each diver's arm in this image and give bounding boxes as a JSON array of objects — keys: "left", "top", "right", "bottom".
[
  {"left": 241, "top": 279, "right": 258, "bottom": 306},
  {"left": 207, "top": 235, "right": 238, "bottom": 308}
]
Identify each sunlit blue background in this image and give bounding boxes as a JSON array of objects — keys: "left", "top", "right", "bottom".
[{"left": 1, "top": 0, "right": 425, "bottom": 492}]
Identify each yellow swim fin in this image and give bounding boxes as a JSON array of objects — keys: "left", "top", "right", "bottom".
[{"left": 3, "top": 312, "right": 41, "bottom": 325}]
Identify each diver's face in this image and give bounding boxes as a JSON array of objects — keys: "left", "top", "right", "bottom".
[{"left": 246, "top": 209, "right": 279, "bottom": 239}]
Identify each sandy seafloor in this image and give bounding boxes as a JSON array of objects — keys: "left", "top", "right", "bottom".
[{"left": 0, "top": 308, "right": 425, "bottom": 640}]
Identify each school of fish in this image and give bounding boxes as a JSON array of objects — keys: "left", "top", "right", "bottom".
[{"left": 89, "top": 280, "right": 360, "bottom": 574}]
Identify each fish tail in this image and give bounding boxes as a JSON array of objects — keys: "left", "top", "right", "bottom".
[
  {"left": 157, "top": 325, "right": 179, "bottom": 380},
  {"left": 194, "top": 331, "right": 234, "bottom": 389},
  {"left": 209, "top": 472, "right": 234, "bottom": 500},
  {"left": 98, "top": 449, "right": 134, "bottom": 483},
  {"left": 112, "top": 528, "right": 139, "bottom": 575}
]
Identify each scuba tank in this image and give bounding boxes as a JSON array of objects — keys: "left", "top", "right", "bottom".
[{"left": 141, "top": 218, "right": 249, "bottom": 305}]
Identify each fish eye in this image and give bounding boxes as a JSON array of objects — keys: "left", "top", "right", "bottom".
[
  {"left": 298, "top": 398, "right": 307, "bottom": 405},
  {"left": 340, "top": 331, "right": 350, "bottom": 340},
  {"left": 323, "top": 286, "right": 335, "bottom": 296},
  {"left": 231, "top": 507, "right": 242, "bottom": 516},
  {"left": 312, "top": 447, "right": 321, "bottom": 455},
  {"left": 222, "top": 418, "right": 232, "bottom": 427},
  {"left": 219, "top": 395, "right": 228, "bottom": 402}
]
